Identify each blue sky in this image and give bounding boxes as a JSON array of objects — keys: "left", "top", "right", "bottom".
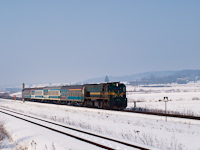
[{"left": 0, "top": 1, "right": 200, "bottom": 85}]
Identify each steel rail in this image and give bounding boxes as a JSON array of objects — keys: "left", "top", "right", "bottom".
[
  {"left": 2, "top": 97, "right": 200, "bottom": 120},
  {"left": 15, "top": 99, "right": 200, "bottom": 120},
  {"left": 0, "top": 107, "right": 150, "bottom": 150},
  {"left": 122, "top": 110, "right": 200, "bottom": 120},
  {"left": 8, "top": 98, "right": 200, "bottom": 120}
]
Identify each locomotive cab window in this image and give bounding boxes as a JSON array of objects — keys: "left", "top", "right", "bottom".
[{"left": 123, "top": 87, "right": 126, "bottom": 91}]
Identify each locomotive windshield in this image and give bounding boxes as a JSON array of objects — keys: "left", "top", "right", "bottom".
[{"left": 113, "top": 86, "right": 125, "bottom": 91}]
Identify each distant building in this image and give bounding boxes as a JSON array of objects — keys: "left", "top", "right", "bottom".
[
  {"left": 176, "top": 78, "right": 188, "bottom": 84},
  {"left": 105, "top": 76, "right": 109, "bottom": 82}
]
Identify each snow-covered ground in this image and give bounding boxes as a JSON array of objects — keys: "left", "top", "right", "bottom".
[
  {"left": 9, "top": 92, "right": 22, "bottom": 98},
  {"left": 1, "top": 82, "right": 200, "bottom": 149},
  {"left": 127, "top": 82, "right": 200, "bottom": 116},
  {"left": 0, "top": 98, "right": 200, "bottom": 150},
  {"left": 0, "top": 112, "right": 103, "bottom": 150}
]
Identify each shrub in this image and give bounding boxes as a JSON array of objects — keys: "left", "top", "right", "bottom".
[
  {"left": 0, "top": 118, "right": 12, "bottom": 149},
  {"left": 192, "top": 97, "right": 200, "bottom": 100}
]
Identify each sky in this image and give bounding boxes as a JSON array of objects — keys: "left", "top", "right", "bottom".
[{"left": 0, "top": 0, "right": 200, "bottom": 86}]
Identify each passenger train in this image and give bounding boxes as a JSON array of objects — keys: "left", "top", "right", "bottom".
[{"left": 22, "top": 82, "right": 127, "bottom": 110}]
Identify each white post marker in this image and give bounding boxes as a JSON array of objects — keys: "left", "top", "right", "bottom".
[{"left": 164, "top": 97, "right": 168, "bottom": 122}]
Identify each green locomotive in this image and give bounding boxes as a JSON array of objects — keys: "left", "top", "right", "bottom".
[{"left": 84, "top": 82, "right": 127, "bottom": 109}]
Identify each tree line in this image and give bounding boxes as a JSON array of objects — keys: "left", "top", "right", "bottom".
[{"left": 129, "top": 70, "right": 200, "bottom": 85}]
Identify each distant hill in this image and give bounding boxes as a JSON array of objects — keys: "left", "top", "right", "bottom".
[
  {"left": 2, "top": 70, "right": 199, "bottom": 92},
  {"left": 82, "top": 70, "right": 200, "bottom": 85}
]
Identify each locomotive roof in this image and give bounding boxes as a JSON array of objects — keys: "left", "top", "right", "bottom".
[
  {"left": 85, "top": 82, "right": 121, "bottom": 86},
  {"left": 23, "top": 85, "right": 85, "bottom": 90}
]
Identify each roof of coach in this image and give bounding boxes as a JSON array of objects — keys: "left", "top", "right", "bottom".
[
  {"left": 22, "top": 88, "right": 32, "bottom": 91},
  {"left": 61, "top": 85, "right": 85, "bottom": 89},
  {"left": 43, "top": 86, "right": 63, "bottom": 90},
  {"left": 23, "top": 87, "right": 44, "bottom": 90},
  {"left": 22, "top": 82, "right": 124, "bottom": 91}
]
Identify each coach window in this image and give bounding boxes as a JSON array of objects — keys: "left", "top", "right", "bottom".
[
  {"left": 31, "top": 91, "right": 35, "bottom": 95},
  {"left": 61, "top": 91, "right": 63, "bottom": 96},
  {"left": 44, "top": 90, "right": 48, "bottom": 95}
]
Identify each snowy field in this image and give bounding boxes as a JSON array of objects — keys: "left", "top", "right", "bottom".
[
  {"left": 0, "top": 98, "right": 200, "bottom": 150},
  {"left": 9, "top": 92, "right": 22, "bottom": 98},
  {"left": 126, "top": 82, "right": 200, "bottom": 116},
  {"left": 0, "top": 81, "right": 200, "bottom": 149}
]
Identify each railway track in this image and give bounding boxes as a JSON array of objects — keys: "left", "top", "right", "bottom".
[
  {"left": 26, "top": 99, "right": 200, "bottom": 120},
  {"left": 28, "top": 99, "right": 200, "bottom": 120},
  {"left": 122, "top": 110, "right": 200, "bottom": 120},
  {"left": 0, "top": 107, "right": 154, "bottom": 150},
  {"left": 20, "top": 100, "right": 200, "bottom": 121},
  {"left": 3, "top": 98, "right": 200, "bottom": 121}
]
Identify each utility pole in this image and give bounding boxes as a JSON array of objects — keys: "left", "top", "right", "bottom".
[
  {"left": 164, "top": 97, "right": 168, "bottom": 122},
  {"left": 22, "top": 83, "right": 25, "bottom": 103}
]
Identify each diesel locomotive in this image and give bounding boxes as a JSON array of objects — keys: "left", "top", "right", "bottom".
[{"left": 22, "top": 82, "right": 127, "bottom": 110}]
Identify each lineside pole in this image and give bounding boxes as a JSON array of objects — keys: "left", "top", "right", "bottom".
[
  {"left": 165, "top": 101, "right": 167, "bottom": 122},
  {"left": 22, "top": 83, "right": 25, "bottom": 103},
  {"left": 164, "top": 97, "right": 168, "bottom": 122}
]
